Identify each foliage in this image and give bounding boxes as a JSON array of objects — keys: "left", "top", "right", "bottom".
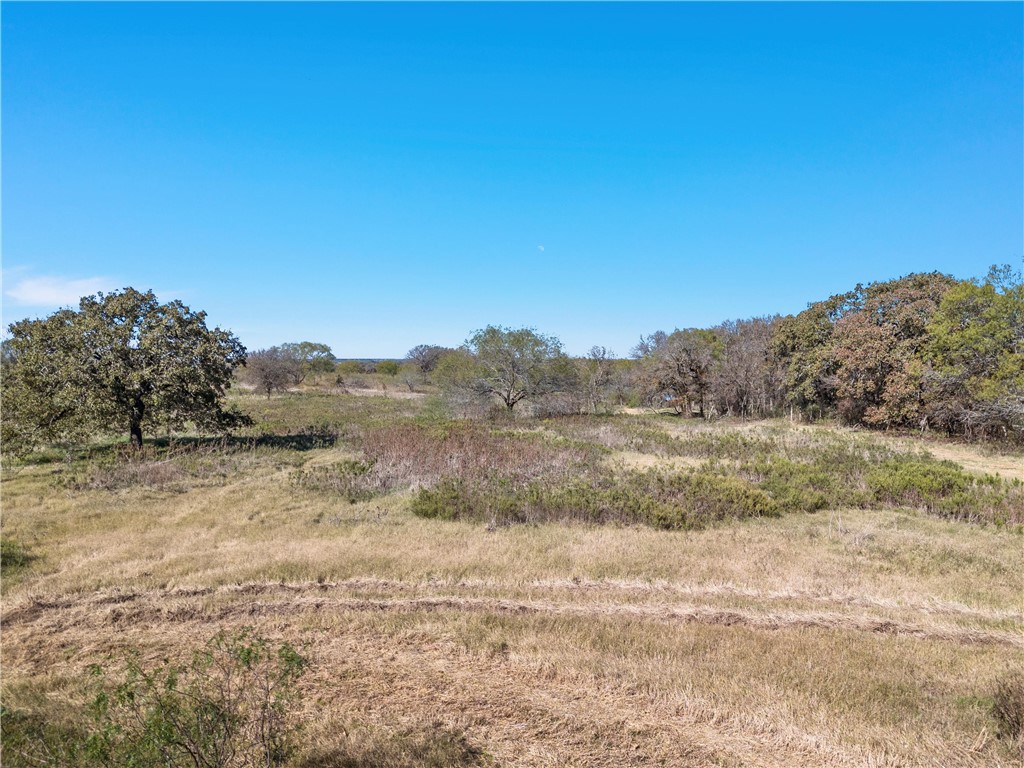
[
  {"left": 772, "top": 273, "right": 956, "bottom": 426},
  {"left": 410, "top": 469, "right": 779, "bottom": 529},
  {"left": 81, "top": 633, "right": 304, "bottom": 768},
  {"left": 924, "top": 265, "right": 1024, "bottom": 439},
  {"left": 404, "top": 344, "right": 450, "bottom": 374},
  {"left": 0, "top": 629, "right": 308, "bottom": 768},
  {"left": 279, "top": 341, "right": 336, "bottom": 379},
  {"left": 245, "top": 348, "right": 302, "bottom": 398},
  {"left": 291, "top": 458, "right": 385, "bottom": 503},
  {"left": 335, "top": 360, "right": 366, "bottom": 376},
  {"left": 2, "top": 288, "right": 248, "bottom": 451},
  {"left": 831, "top": 272, "right": 955, "bottom": 427},
  {"left": 439, "top": 326, "right": 576, "bottom": 412},
  {"left": 375, "top": 360, "right": 400, "bottom": 377}
]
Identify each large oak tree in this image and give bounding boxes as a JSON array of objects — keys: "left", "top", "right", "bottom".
[{"left": 3, "top": 288, "right": 249, "bottom": 451}]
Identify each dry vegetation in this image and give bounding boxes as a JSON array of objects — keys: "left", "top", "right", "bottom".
[{"left": 2, "top": 390, "right": 1023, "bottom": 767}]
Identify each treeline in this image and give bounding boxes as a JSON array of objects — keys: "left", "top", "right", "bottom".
[
  {"left": 401, "top": 266, "right": 1021, "bottom": 441},
  {"left": 2, "top": 268, "right": 1019, "bottom": 453}
]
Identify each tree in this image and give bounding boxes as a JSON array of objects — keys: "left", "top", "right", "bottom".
[
  {"left": 279, "top": 341, "right": 335, "bottom": 382},
  {"left": 829, "top": 272, "right": 955, "bottom": 426},
  {"left": 924, "top": 265, "right": 1024, "bottom": 438},
  {"left": 436, "top": 326, "right": 572, "bottom": 413},
  {"left": 376, "top": 360, "right": 400, "bottom": 376},
  {"left": 648, "top": 329, "right": 722, "bottom": 417},
  {"left": 711, "top": 317, "right": 784, "bottom": 418},
  {"left": 2, "top": 288, "right": 248, "bottom": 451},
  {"left": 576, "top": 346, "right": 616, "bottom": 414},
  {"left": 405, "top": 344, "right": 449, "bottom": 373},
  {"left": 772, "top": 290, "right": 858, "bottom": 419},
  {"left": 245, "top": 347, "right": 302, "bottom": 398},
  {"left": 771, "top": 273, "right": 955, "bottom": 425}
]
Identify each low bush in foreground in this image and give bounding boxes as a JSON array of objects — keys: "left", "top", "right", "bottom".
[
  {"left": 1, "top": 629, "right": 308, "bottom": 768},
  {"left": 993, "top": 671, "right": 1024, "bottom": 748}
]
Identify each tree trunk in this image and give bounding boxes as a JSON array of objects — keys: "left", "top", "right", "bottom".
[{"left": 129, "top": 397, "right": 145, "bottom": 448}]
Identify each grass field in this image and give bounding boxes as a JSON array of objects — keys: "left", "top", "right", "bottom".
[{"left": 2, "top": 391, "right": 1023, "bottom": 767}]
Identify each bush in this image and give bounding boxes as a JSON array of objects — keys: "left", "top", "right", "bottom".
[
  {"left": 411, "top": 470, "right": 778, "bottom": 530},
  {"left": 867, "top": 457, "right": 972, "bottom": 507},
  {"left": 0, "top": 629, "right": 309, "bottom": 768},
  {"left": 741, "top": 456, "right": 866, "bottom": 512},
  {"left": 292, "top": 459, "right": 386, "bottom": 503},
  {"left": 992, "top": 671, "right": 1024, "bottom": 747}
]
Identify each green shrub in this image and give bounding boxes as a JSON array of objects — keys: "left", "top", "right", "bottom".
[
  {"left": 292, "top": 459, "right": 384, "bottom": 503},
  {"left": 0, "top": 704, "right": 89, "bottom": 767},
  {"left": 742, "top": 456, "right": 867, "bottom": 512},
  {"left": 868, "top": 458, "right": 969, "bottom": 503},
  {"left": 410, "top": 470, "right": 778, "bottom": 530},
  {"left": 1, "top": 629, "right": 308, "bottom": 768},
  {"left": 409, "top": 478, "right": 473, "bottom": 521},
  {"left": 643, "top": 472, "right": 779, "bottom": 527},
  {"left": 88, "top": 629, "right": 307, "bottom": 767}
]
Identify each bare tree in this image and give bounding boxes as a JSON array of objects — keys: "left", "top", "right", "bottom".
[
  {"left": 405, "top": 344, "right": 449, "bottom": 373},
  {"left": 245, "top": 348, "right": 301, "bottom": 398}
]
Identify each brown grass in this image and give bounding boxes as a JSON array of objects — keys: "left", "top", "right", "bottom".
[{"left": 2, "top": 402, "right": 1023, "bottom": 767}]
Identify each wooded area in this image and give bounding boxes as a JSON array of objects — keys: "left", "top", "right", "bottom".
[{"left": 2, "top": 266, "right": 1021, "bottom": 452}]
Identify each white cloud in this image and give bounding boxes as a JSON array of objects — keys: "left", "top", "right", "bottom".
[
  {"left": 537, "top": 245, "right": 545, "bottom": 252},
  {"left": 4, "top": 275, "right": 115, "bottom": 307}
]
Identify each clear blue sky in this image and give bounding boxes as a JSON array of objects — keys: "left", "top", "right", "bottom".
[{"left": 3, "top": 2, "right": 1021, "bottom": 358}]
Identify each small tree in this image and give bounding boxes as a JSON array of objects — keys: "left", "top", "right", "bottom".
[
  {"left": 3, "top": 288, "right": 248, "bottom": 451},
  {"left": 245, "top": 348, "right": 302, "bottom": 398},
  {"left": 376, "top": 360, "right": 400, "bottom": 377},
  {"left": 438, "top": 326, "right": 572, "bottom": 413},
  {"left": 279, "top": 341, "right": 335, "bottom": 383},
  {"left": 405, "top": 344, "right": 448, "bottom": 373}
]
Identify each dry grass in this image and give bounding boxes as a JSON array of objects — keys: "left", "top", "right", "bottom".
[{"left": 2, "top": 399, "right": 1023, "bottom": 766}]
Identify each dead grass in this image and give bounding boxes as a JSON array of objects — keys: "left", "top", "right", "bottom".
[{"left": 2, "top": 400, "right": 1023, "bottom": 766}]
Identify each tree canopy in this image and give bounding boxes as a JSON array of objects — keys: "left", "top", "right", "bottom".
[
  {"left": 435, "top": 326, "right": 574, "bottom": 412},
  {"left": 279, "top": 341, "right": 336, "bottom": 380},
  {"left": 3, "top": 288, "right": 248, "bottom": 450}
]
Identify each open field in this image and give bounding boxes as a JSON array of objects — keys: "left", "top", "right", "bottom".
[{"left": 3, "top": 391, "right": 1023, "bottom": 767}]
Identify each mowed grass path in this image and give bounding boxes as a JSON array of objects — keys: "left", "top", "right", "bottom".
[{"left": 2, "top": 392, "right": 1022, "bottom": 767}]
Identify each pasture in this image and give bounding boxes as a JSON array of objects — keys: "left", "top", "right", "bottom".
[{"left": 2, "top": 389, "right": 1022, "bottom": 767}]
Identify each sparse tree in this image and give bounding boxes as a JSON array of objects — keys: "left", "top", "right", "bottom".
[
  {"left": 2, "top": 288, "right": 248, "bottom": 451},
  {"left": 576, "top": 346, "right": 616, "bottom": 414},
  {"left": 279, "top": 341, "right": 335, "bottom": 383},
  {"left": 436, "top": 326, "right": 573, "bottom": 413},
  {"left": 650, "top": 329, "right": 722, "bottom": 417},
  {"left": 405, "top": 344, "right": 449, "bottom": 373},
  {"left": 711, "top": 317, "right": 785, "bottom": 418},
  {"left": 245, "top": 347, "right": 301, "bottom": 398}
]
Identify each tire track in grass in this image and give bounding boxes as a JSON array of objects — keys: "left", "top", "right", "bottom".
[{"left": 5, "top": 583, "right": 1022, "bottom": 648}]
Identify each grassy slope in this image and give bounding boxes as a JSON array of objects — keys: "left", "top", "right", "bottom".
[{"left": 2, "top": 391, "right": 1022, "bottom": 767}]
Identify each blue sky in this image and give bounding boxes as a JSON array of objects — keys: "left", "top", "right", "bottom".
[{"left": 3, "top": 2, "right": 1021, "bottom": 358}]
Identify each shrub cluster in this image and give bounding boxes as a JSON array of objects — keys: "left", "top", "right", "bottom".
[
  {"left": 411, "top": 469, "right": 779, "bottom": 529},
  {"left": 291, "top": 458, "right": 387, "bottom": 503},
  {"left": 1, "top": 629, "right": 307, "bottom": 768}
]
